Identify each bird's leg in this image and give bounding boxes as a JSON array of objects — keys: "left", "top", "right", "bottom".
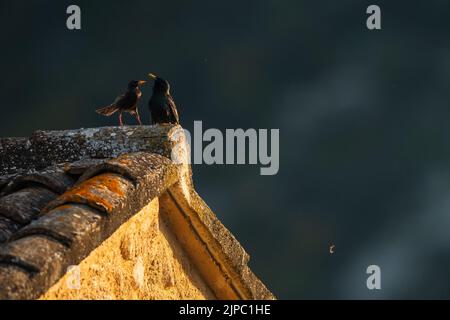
[
  {"left": 119, "top": 112, "right": 124, "bottom": 126},
  {"left": 135, "top": 110, "right": 142, "bottom": 125}
]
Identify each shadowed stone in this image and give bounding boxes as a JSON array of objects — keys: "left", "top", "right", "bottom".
[{"left": 0, "top": 187, "right": 58, "bottom": 225}]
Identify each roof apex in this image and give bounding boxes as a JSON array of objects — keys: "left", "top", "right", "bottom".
[{"left": 0, "top": 125, "right": 179, "bottom": 176}]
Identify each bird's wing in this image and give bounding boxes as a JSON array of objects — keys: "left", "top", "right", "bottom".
[
  {"left": 112, "top": 93, "right": 126, "bottom": 106},
  {"left": 96, "top": 93, "right": 126, "bottom": 115},
  {"left": 166, "top": 95, "right": 180, "bottom": 124}
]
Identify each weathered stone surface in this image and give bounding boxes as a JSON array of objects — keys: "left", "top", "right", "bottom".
[
  {"left": 0, "top": 125, "right": 177, "bottom": 176},
  {"left": 0, "top": 236, "right": 67, "bottom": 271},
  {"left": 0, "top": 176, "right": 12, "bottom": 193},
  {"left": 13, "top": 204, "right": 104, "bottom": 263},
  {"left": 0, "top": 216, "right": 20, "bottom": 243},
  {"left": 78, "top": 152, "right": 175, "bottom": 185},
  {"left": 44, "top": 153, "right": 179, "bottom": 247},
  {"left": 63, "top": 158, "right": 108, "bottom": 175},
  {"left": 1, "top": 169, "right": 76, "bottom": 196},
  {"left": 0, "top": 265, "right": 34, "bottom": 300},
  {"left": 161, "top": 177, "right": 276, "bottom": 300},
  {"left": 40, "top": 199, "right": 215, "bottom": 300},
  {"left": 0, "top": 236, "right": 69, "bottom": 299},
  {"left": 0, "top": 151, "right": 180, "bottom": 300},
  {"left": 0, "top": 187, "right": 58, "bottom": 225},
  {"left": 43, "top": 173, "right": 133, "bottom": 215},
  {"left": 0, "top": 137, "right": 31, "bottom": 176}
]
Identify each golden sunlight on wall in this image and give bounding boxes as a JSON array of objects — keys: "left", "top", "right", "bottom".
[{"left": 41, "top": 198, "right": 215, "bottom": 300}]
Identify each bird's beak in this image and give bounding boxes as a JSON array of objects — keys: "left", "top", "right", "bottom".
[
  {"left": 148, "top": 73, "right": 157, "bottom": 80},
  {"left": 138, "top": 80, "right": 147, "bottom": 85}
]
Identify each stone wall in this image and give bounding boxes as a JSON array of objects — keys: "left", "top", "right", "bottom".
[{"left": 41, "top": 198, "right": 215, "bottom": 300}]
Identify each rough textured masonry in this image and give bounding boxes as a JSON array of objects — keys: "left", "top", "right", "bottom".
[
  {"left": 0, "top": 125, "right": 275, "bottom": 300},
  {"left": 42, "top": 199, "right": 214, "bottom": 300}
]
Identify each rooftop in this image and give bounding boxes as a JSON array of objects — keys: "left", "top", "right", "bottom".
[{"left": 0, "top": 125, "right": 274, "bottom": 300}]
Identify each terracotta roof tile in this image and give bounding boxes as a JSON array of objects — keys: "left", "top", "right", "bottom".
[
  {"left": 0, "top": 149, "right": 177, "bottom": 299},
  {"left": 0, "top": 187, "right": 59, "bottom": 225},
  {"left": 1, "top": 169, "right": 76, "bottom": 195}
]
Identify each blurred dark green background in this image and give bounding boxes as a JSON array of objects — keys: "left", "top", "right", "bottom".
[{"left": 1, "top": 0, "right": 450, "bottom": 299}]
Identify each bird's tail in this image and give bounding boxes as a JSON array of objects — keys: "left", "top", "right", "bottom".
[{"left": 96, "top": 104, "right": 119, "bottom": 116}]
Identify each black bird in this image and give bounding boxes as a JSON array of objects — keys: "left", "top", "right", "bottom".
[
  {"left": 147, "top": 74, "right": 180, "bottom": 125},
  {"left": 96, "top": 80, "right": 146, "bottom": 126}
]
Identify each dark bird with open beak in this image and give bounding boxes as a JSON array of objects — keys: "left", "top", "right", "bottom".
[
  {"left": 147, "top": 73, "right": 180, "bottom": 125},
  {"left": 96, "top": 80, "right": 146, "bottom": 126}
]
